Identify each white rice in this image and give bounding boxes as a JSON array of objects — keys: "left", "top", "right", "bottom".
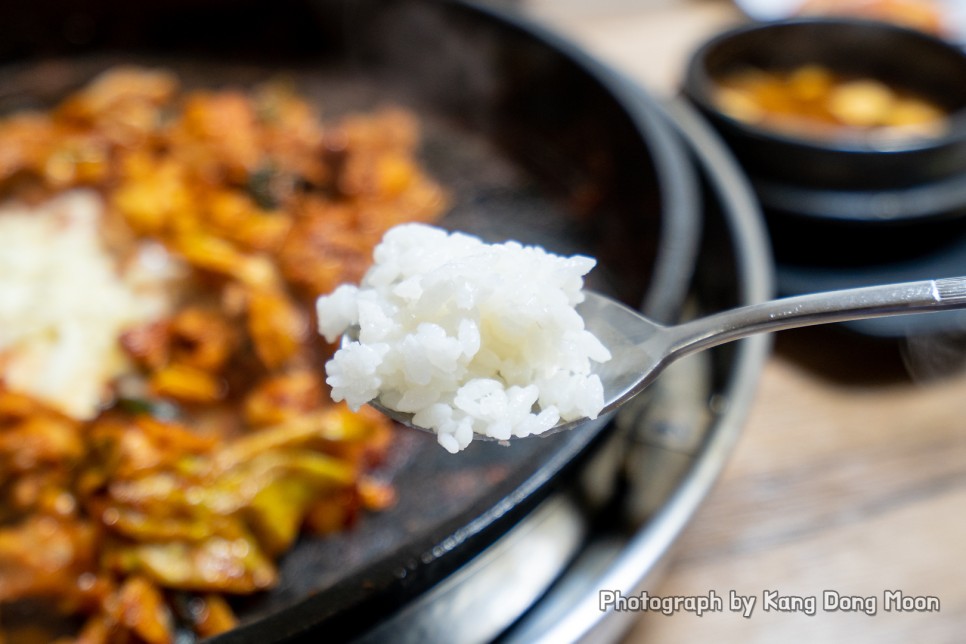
[
  {"left": 0, "top": 190, "right": 180, "bottom": 419},
  {"left": 316, "top": 223, "right": 611, "bottom": 453}
]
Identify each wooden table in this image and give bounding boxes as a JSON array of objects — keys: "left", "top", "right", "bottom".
[{"left": 525, "top": 2, "right": 966, "bottom": 642}]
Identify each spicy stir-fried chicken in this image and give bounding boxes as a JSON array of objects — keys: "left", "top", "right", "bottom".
[{"left": 0, "top": 67, "right": 446, "bottom": 642}]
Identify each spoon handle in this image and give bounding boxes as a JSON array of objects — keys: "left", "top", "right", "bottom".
[{"left": 666, "top": 276, "right": 966, "bottom": 359}]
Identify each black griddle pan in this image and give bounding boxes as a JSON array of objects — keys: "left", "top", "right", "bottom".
[{"left": 0, "top": 0, "right": 702, "bottom": 640}]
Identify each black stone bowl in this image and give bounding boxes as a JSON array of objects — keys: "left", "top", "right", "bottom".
[
  {"left": 683, "top": 17, "right": 966, "bottom": 227},
  {"left": 684, "top": 17, "right": 966, "bottom": 334}
]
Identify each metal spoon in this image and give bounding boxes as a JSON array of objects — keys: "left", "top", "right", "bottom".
[{"left": 356, "top": 276, "right": 966, "bottom": 437}]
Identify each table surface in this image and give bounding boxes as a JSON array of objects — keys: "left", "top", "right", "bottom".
[{"left": 524, "top": 2, "right": 966, "bottom": 642}]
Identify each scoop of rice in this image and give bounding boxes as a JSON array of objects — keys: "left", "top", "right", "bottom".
[{"left": 316, "top": 223, "right": 611, "bottom": 453}]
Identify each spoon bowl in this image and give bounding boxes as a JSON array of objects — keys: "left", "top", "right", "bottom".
[{"left": 351, "top": 276, "right": 966, "bottom": 440}]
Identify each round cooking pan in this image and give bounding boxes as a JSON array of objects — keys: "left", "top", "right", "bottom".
[{"left": 0, "top": 0, "right": 703, "bottom": 641}]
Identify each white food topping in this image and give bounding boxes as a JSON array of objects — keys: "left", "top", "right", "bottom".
[{"left": 0, "top": 190, "right": 179, "bottom": 418}]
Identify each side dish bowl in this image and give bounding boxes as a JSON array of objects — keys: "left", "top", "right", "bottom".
[{"left": 683, "top": 17, "right": 966, "bottom": 224}]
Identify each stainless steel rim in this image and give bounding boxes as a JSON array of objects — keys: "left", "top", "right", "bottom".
[{"left": 502, "top": 97, "right": 774, "bottom": 643}]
